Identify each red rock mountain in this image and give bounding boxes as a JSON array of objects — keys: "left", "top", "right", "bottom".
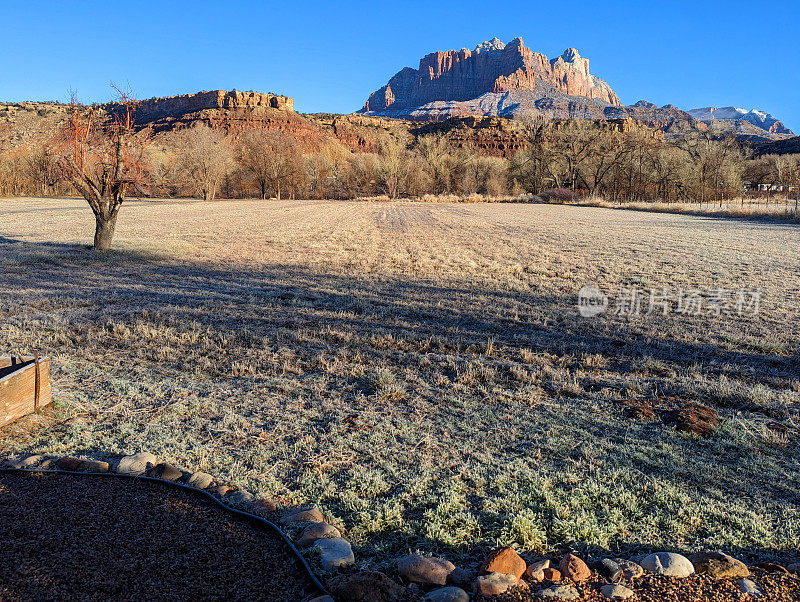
[{"left": 361, "top": 37, "right": 620, "bottom": 114}]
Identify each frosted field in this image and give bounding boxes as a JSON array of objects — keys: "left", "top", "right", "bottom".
[{"left": 1, "top": 197, "right": 798, "bottom": 567}]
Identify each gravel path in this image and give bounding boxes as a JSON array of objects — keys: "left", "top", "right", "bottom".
[{"left": 0, "top": 472, "right": 319, "bottom": 601}]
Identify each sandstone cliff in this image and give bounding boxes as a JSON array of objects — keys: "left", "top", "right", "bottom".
[
  {"left": 361, "top": 38, "right": 621, "bottom": 114},
  {"left": 130, "top": 90, "right": 294, "bottom": 124}
]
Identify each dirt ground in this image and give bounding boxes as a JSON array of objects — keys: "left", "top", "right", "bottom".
[
  {"left": 0, "top": 471, "right": 319, "bottom": 601},
  {"left": 0, "top": 197, "right": 798, "bottom": 571}
]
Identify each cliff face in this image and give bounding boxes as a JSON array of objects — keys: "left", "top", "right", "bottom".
[
  {"left": 125, "top": 90, "right": 294, "bottom": 124},
  {"left": 361, "top": 38, "right": 620, "bottom": 114}
]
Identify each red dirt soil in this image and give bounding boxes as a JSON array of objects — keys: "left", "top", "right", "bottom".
[{"left": 0, "top": 472, "right": 320, "bottom": 601}]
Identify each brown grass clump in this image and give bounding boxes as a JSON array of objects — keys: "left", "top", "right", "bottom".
[{"left": 666, "top": 402, "right": 720, "bottom": 437}]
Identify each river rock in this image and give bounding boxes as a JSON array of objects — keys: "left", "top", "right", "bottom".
[
  {"left": 187, "top": 471, "right": 214, "bottom": 489},
  {"left": 10, "top": 455, "right": 42, "bottom": 469},
  {"left": 691, "top": 551, "right": 749, "bottom": 579},
  {"left": 615, "top": 559, "right": 644, "bottom": 579},
  {"left": 282, "top": 507, "right": 325, "bottom": 524},
  {"left": 737, "top": 578, "right": 763, "bottom": 597},
  {"left": 297, "top": 522, "right": 341, "bottom": 548},
  {"left": 150, "top": 462, "right": 182, "bottom": 481},
  {"left": 526, "top": 559, "right": 551, "bottom": 581},
  {"left": 640, "top": 552, "right": 694, "bottom": 577},
  {"left": 476, "top": 572, "right": 518, "bottom": 596},
  {"left": 424, "top": 586, "right": 469, "bottom": 602},
  {"left": 540, "top": 584, "right": 580, "bottom": 599},
  {"left": 600, "top": 584, "right": 634, "bottom": 600},
  {"left": 314, "top": 537, "right": 355, "bottom": 570},
  {"left": 398, "top": 554, "right": 455, "bottom": 586},
  {"left": 115, "top": 452, "right": 157, "bottom": 476}
]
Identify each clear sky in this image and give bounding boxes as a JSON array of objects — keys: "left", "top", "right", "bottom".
[{"left": 2, "top": 1, "right": 799, "bottom": 130}]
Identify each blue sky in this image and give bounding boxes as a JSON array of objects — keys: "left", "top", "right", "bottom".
[{"left": 2, "top": 1, "right": 799, "bottom": 130}]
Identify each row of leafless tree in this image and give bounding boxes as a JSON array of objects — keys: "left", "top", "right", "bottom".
[
  {"left": 1, "top": 98, "right": 799, "bottom": 250},
  {"left": 2, "top": 117, "right": 799, "bottom": 204}
]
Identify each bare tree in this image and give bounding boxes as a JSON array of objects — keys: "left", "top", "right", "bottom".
[
  {"left": 56, "top": 90, "right": 146, "bottom": 250},
  {"left": 236, "top": 129, "right": 303, "bottom": 200},
  {"left": 178, "top": 124, "right": 232, "bottom": 201},
  {"left": 415, "top": 133, "right": 460, "bottom": 194}
]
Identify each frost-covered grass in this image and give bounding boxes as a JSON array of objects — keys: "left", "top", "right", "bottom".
[{"left": 1, "top": 197, "right": 798, "bottom": 568}]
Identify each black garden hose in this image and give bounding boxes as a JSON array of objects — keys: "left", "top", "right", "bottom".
[{"left": 0, "top": 466, "right": 330, "bottom": 600}]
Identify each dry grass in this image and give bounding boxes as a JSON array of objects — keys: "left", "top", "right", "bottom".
[{"left": 1, "top": 196, "right": 799, "bottom": 569}]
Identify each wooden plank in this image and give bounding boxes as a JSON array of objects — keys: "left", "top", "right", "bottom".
[{"left": 0, "top": 357, "right": 52, "bottom": 428}]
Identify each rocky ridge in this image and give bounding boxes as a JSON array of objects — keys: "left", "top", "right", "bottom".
[
  {"left": 359, "top": 38, "right": 793, "bottom": 142},
  {"left": 361, "top": 38, "right": 620, "bottom": 114}
]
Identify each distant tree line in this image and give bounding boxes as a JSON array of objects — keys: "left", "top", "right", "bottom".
[{"left": 2, "top": 115, "right": 799, "bottom": 205}]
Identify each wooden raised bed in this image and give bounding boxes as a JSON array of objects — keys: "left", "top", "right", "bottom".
[{"left": 0, "top": 356, "right": 52, "bottom": 428}]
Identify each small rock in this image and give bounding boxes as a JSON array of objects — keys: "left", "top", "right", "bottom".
[
  {"left": 56, "top": 456, "right": 83, "bottom": 471},
  {"left": 253, "top": 498, "right": 278, "bottom": 514},
  {"left": 640, "top": 552, "right": 694, "bottom": 578},
  {"left": 187, "top": 471, "right": 214, "bottom": 489},
  {"left": 526, "top": 559, "right": 551, "bottom": 581},
  {"left": 540, "top": 584, "right": 580, "bottom": 600},
  {"left": 600, "top": 584, "right": 634, "bottom": 600},
  {"left": 213, "top": 484, "right": 233, "bottom": 496},
  {"left": 228, "top": 490, "right": 255, "bottom": 506},
  {"left": 543, "top": 568, "right": 562, "bottom": 582},
  {"left": 297, "top": 523, "right": 341, "bottom": 548},
  {"left": 309, "top": 596, "right": 334, "bottom": 602},
  {"left": 115, "top": 452, "right": 157, "bottom": 476},
  {"left": 615, "top": 559, "right": 644, "bottom": 580},
  {"left": 39, "top": 459, "right": 54, "bottom": 470},
  {"left": 314, "top": 537, "right": 354, "bottom": 571},
  {"left": 149, "top": 462, "right": 182, "bottom": 481},
  {"left": 79, "top": 460, "right": 110, "bottom": 473},
  {"left": 560, "top": 553, "right": 591, "bottom": 582},
  {"left": 737, "top": 578, "right": 763, "bottom": 597},
  {"left": 282, "top": 507, "right": 325, "bottom": 524},
  {"left": 425, "top": 586, "right": 469, "bottom": 602},
  {"left": 595, "top": 559, "right": 621, "bottom": 582},
  {"left": 480, "top": 546, "right": 527, "bottom": 578},
  {"left": 328, "top": 571, "right": 405, "bottom": 601},
  {"left": 398, "top": 554, "right": 455, "bottom": 586},
  {"left": 691, "top": 551, "right": 749, "bottom": 579},
  {"left": 10, "top": 455, "right": 42, "bottom": 469},
  {"left": 476, "top": 572, "right": 518, "bottom": 596}
]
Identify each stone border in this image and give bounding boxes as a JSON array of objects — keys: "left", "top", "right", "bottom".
[{"left": 4, "top": 452, "right": 800, "bottom": 601}]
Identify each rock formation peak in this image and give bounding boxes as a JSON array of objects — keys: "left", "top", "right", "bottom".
[
  {"left": 360, "top": 37, "right": 620, "bottom": 115},
  {"left": 475, "top": 37, "right": 505, "bottom": 54}
]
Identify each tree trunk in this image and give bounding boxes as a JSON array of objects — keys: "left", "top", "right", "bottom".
[{"left": 94, "top": 214, "right": 117, "bottom": 250}]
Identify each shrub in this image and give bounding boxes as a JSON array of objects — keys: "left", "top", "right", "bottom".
[{"left": 538, "top": 188, "right": 580, "bottom": 203}]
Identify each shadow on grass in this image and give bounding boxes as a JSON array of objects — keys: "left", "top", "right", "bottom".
[{"left": 2, "top": 236, "right": 799, "bottom": 566}]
